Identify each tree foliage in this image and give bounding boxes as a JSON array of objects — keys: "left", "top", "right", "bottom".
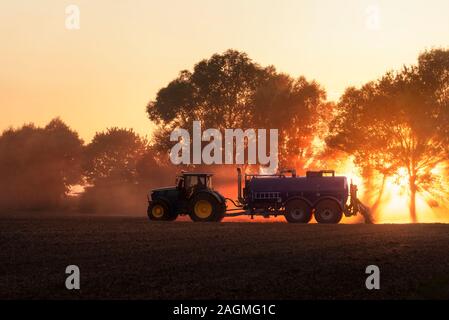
[
  {"left": 252, "top": 72, "right": 326, "bottom": 169},
  {"left": 83, "top": 128, "right": 149, "bottom": 185},
  {"left": 327, "top": 49, "right": 449, "bottom": 222},
  {"left": 0, "top": 118, "right": 83, "bottom": 211},
  {"left": 81, "top": 128, "right": 172, "bottom": 213},
  {"left": 147, "top": 49, "right": 326, "bottom": 169}
]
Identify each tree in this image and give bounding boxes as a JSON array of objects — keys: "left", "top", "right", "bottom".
[
  {"left": 136, "top": 149, "right": 173, "bottom": 188},
  {"left": 148, "top": 50, "right": 266, "bottom": 129},
  {"left": 147, "top": 50, "right": 326, "bottom": 170},
  {"left": 327, "top": 49, "right": 449, "bottom": 222},
  {"left": 81, "top": 128, "right": 171, "bottom": 213},
  {"left": 83, "top": 128, "right": 148, "bottom": 185},
  {"left": 147, "top": 50, "right": 269, "bottom": 160},
  {"left": 252, "top": 72, "right": 326, "bottom": 169},
  {"left": 0, "top": 118, "right": 83, "bottom": 211}
]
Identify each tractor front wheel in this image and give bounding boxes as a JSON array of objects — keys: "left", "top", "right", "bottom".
[
  {"left": 314, "top": 199, "right": 342, "bottom": 224},
  {"left": 148, "top": 201, "right": 177, "bottom": 221},
  {"left": 189, "top": 193, "right": 225, "bottom": 222}
]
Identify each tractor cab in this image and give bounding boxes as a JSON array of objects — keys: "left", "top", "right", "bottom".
[{"left": 176, "top": 173, "right": 213, "bottom": 197}]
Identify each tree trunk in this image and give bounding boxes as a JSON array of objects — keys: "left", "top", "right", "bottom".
[
  {"left": 409, "top": 175, "right": 417, "bottom": 223},
  {"left": 361, "top": 166, "right": 375, "bottom": 204},
  {"left": 371, "top": 174, "right": 387, "bottom": 215}
]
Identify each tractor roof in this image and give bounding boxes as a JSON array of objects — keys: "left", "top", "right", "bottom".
[{"left": 181, "top": 172, "right": 214, "bottom": 177}]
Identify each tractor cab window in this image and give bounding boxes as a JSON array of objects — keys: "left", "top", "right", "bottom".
[
  {"left": 176, "top": 176, "right": 184, "bottom": 189},
  {"left": 184, "top": 176, "right": 192, "bottom": 189},
  {"left": 185, "top": 176, "right": 199, "bottom": 189},
  {"left": 197, "top": 176, "right": 206, "bottom": 188},
  {"left": 184, "top": 175, "right": 211, "bottom": 190}
]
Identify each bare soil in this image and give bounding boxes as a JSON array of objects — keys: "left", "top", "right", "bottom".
[{"left": 1, "top": 214, "right": 449, "bottom": 299}]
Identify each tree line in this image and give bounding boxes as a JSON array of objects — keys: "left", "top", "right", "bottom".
[
  {"left": 0, "top": 121, "right": 170, "bottom": 214},
  {"left": 1, "top": 48, "right": 448, "bottom": 221}
]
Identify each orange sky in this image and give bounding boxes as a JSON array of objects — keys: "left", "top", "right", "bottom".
[{"left": 1, "top": 0, "right": 449, "bottom": 141}]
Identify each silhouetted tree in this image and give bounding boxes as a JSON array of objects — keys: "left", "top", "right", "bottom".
[
  {"left": 83, "top": 128, "right": 148, "bottom": 185},
  {"left": 81, "top": 128, "right": 171, "bottom": 213},
  {"left": 147, "top": 50, "right": 269, "bottom": 161},
  {"left": 252, "top": 71, "right": 326, "bottom": 169},
  {"left": 327, "top": 49, "right": 449, "bottom": 222},
  {"left": 0, "top": 118, "right": 83, "bottom": 211},
  {"left": 147, "top": 50, "right": 326, "bottom": 170}
]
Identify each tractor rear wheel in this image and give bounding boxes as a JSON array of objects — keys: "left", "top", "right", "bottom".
[
  {"left": 189, "top": 193, "right": 225, "bottom": 222},
  {"left": 314, "top": 199, "right": 342, "bottom": 224},
  {"left": 284, "top": 199, "right": 312, "bottom": 223},
  {"left": 148, "top": 201, "right": 177, "bottom": 221}
]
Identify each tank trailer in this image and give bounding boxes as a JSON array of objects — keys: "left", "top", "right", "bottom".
[{"left": 147, "top": 168, "right": 373, "bottom": 224}]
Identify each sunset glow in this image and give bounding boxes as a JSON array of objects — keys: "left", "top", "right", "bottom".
[
  {"left": 335, "top": 162, "right": 449, "bottom": 224},
  {"left": 2, "top": 0, "right": 449, "bottom": 140}
]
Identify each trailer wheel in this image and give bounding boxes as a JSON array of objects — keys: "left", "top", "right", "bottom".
[
  {"left": 314, "top": 199, "right": 342, "bottom": 224},
  {"left": 148, "top": 201, "right": 177, "bottom": 221},
  {"left": 189, "top": 193, "right": 225, "bottom": 222},
  {"left": 284, "top": 199, "right": 312, "bottom": 223}
]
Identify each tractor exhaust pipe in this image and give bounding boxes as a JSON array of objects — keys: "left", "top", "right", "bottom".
[{"left": 237, "top": 167, "right": 244, "bottom": 204}]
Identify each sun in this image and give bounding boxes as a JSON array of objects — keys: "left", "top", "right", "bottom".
[
  {"left": 384, "top": 167, "right": 409, "bottom": 197},
  {"left": 334, "top": 159, "right": 448, "bottom": 223},
  {"left": 374, "top": 166, "right": 447, "bottom": 223}
]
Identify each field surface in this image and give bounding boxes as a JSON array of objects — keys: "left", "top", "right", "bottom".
[{"left": 1, "top": 215, "right": 449, "bottom": 299}]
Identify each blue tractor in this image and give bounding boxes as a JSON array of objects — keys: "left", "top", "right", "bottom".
[
  {"left": 148, "top": 172, "right": 226, "bottom": 222},
  {"left": 147, "top": 169, "right": 372, "bottom": 223}
]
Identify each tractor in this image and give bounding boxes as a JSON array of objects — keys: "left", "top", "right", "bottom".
[{"left": 147, "top": 172, "right": 226, "bottom": 222}]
